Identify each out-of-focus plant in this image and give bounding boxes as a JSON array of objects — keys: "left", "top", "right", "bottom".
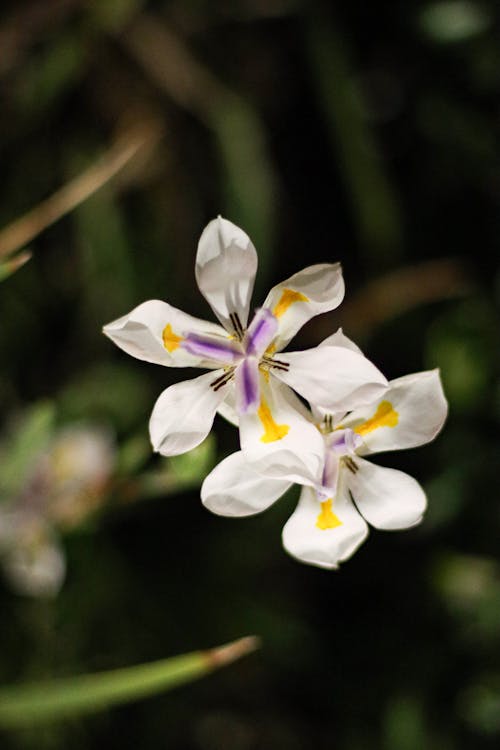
[
  {"left": 0, "top": 403, "right": 115, "bottom": 597},
  {"left": 0, "top": 401, "right": 218, "bottom": 597},
  {"left": 0, "top": 250, "right": 32, "bottom": 282},
  {"left": 0, "top": 635, "right": 259, "bottom": 729}
]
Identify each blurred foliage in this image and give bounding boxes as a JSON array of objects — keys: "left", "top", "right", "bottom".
[{"left": 0, "top": 0, "right": 499, "bottom": 748}]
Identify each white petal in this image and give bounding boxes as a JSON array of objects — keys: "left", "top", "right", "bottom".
[
  {"left": 342, "top": 370, "right": 448, "bottom": 455},
  {"left": 202, "top": 451, "right": 292, "bottom": 517},
  {"left": 149, "top": 371, "right": 230, "bottom": 456},
  {"left": 195, "top": 217, "right": 258, "bottom": 332},
  {"left": 103, "top": 300, "right": 227, "bottom": 368},
  {"left": 262, "top": 263, "right": 344, "bottom": 351},
  {"left": 311, "top": 328, "right": 364, "bottom": 423},
  {"left": 217, "top": 383, "right": 239, "bottom": 426},
  {"left": 319, "top": 327, "right": 363, "bottom": 354},
  {"left": 347, "top": 457, "right": 427, "bottom": 530},
  {"left": 273, "top": 345, "right": 388, "bottom": 413},
  {"left": 282, "top": 484, "right": 368, "bottom": 569},
  {"left": 239, "top": 377, "right": 324, "bottom": 485}
]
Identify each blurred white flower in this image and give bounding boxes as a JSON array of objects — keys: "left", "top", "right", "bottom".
[{"left": 0, "top": 424, "right": 115, "bottom": 597}]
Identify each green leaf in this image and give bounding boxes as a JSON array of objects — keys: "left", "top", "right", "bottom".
[
  {"left": 0, "top": 401, "right": 56, "bottom": 498},
  {"left": 0, "top": 636, "right": 259, "bottom": 729}
]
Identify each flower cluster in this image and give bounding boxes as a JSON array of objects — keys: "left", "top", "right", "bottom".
[{"left": 104, "top": 217, "right": 447, "bottom": 568}]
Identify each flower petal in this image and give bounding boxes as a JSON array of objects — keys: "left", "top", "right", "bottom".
[
  {"left": 217, "top": 384, "right": 239, "bottom": 426},
  {"left": 149, "top": 370, "right": 230, "bottom": 456},
  {"left": 262, "top": 263, "right": 344, "bottom": 351},
  {"left": 346, "top": 457, "right": 427, "bottom": 530},
  {"left": 311, "top": 328, "right": 364, "bottom": 423},
  {"left": 103, "top": 300, "right": 227, "bottom": 368},
  {"left": 239, "top": 377, "right": 324, "bottom": 485},
  {"left": 341, "top": 370, "right": 448, "bottom": 455},
  {"left": 282, "top": 484, "right": 368, "bottom": 569},
  {"left": 235, "top": 357, "right": 260, "bottom": 414},
  {"left": 201, "top": 451, "right": 292, "bottom": 517},
  {"left": 195, "top": 217, "right": 258, "bottom": 332},
  {"left": 273, "top": 345, "right": 388, "bottom": 413},
  {"left": 319, "top": 327, "right": 363, "bottom": 354}
]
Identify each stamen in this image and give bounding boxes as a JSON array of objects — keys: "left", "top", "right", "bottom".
[
  {"left": 261, "top": 356, "right": 290, "bottom": 372},
  {"left": 343, "top": 456, "right": 359, "bottom": 474},
  {"left": 210, "top": 369, "right": 235, "bottom": 391},
  {"left": 230, "top": 312, "right": 245, "bottom": 341},
  {"left": 323, "top": 414, "right": 333, "bottom": 433}
]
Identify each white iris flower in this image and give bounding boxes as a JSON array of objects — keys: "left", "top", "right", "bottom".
[
  {"left": 103, "top": 217, "right": 388, "bottom": 478},
  {"left": 201, "top": 331, "right": 448, "bottom": 569}
]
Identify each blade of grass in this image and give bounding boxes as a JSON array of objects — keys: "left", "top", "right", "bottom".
[
  {"left": 0, "top": 121, "right": 162, "bottom": 261},
  {"left": 0, "top": 635, "right": 259, "bottom": 729},
  {"left": 0, "top": 250, "right": 32, "bottom": 281}
]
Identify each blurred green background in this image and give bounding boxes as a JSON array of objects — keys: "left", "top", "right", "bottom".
[{"left": 0, "top": 0, "right": 499, "bottom": 747}]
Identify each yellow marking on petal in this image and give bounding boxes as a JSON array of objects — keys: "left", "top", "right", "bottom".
[
  {"left": 354, "top": 400, "right": 399, "bottom": 436},
  {"left": 162, "top": 323, "right": 183, "bottom": 352},
  {"left": 265, "top": 342, "right": 277, "bottom": 356},
  {"left": 258, "top": 399, "right": 290, "bottom": 443},
  {"left": 273, "top": 288, "right": 309, "bottom": 318},
  {"left": 316, "top": 498, "right": 342, "bottom": 530},
  {"left": 259, "top": 365, "right": 270, "bottom": 383}
]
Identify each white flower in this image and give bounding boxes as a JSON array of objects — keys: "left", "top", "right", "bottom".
[
  {"left": 202, "top": 334, "right": 448, "bottom": 569},
  {"left": 103, "top": 217, "right": 387, "bottom": 476}
]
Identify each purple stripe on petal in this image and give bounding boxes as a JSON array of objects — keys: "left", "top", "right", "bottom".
[
  {"left": 182, "top": 333, "right": 243, "bottom": 364},
  {"left": 235, "top": 357, "right": 260, "bottom": 414},
  {"left": 321, "top": 448, "right": 340, "bottom": 491},
  {"left": 244, "top": 308, "right": 278, "bottom": 356}
]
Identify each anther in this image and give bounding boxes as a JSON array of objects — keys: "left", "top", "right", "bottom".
[
  {"left": 210, "top": 369, "right": 234, "bottom": 391},
  {"left": 343, "top": 457, "right": 359, "bottom": 474},
  {"left": 229, "top": 312, "right": 245, "bottom": 341},
  {"left": 261, "top": 356, "right": 290, "bottom": 372}
]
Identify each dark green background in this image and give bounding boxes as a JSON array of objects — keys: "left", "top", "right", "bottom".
[{"left": 0, "top": 0, "right": 499, "bottom": 747}]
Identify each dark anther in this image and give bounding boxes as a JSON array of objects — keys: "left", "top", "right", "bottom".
[
  {"left": 210, "top": 370, "right": 234, "bottom": 391},
  {"left": 229, "top": 311, "right": 244, "bottom": 340},
  {"left": 344, "top": 457, "right": 359, "bottom": 474}
]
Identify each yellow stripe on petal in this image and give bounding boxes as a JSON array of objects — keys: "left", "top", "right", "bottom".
[
  {"left": 316, "top": 498, "right": 342, "bottom": 530},
  {"left": 162, "top": 323, "right": 183, "bottom": 352},
  {"left": 273, "top": 288, "right": 309, "bottom": 318},
  {"left": 258, "top": 399, "right": 290, "bottom": 443},
  {"left": 354, "top": 400, "right": 399, "bottom": 436}
]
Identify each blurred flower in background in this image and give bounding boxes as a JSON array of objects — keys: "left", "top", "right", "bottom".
[{"left": 0, "top": 407, "right": 115, "bottom": 597}]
